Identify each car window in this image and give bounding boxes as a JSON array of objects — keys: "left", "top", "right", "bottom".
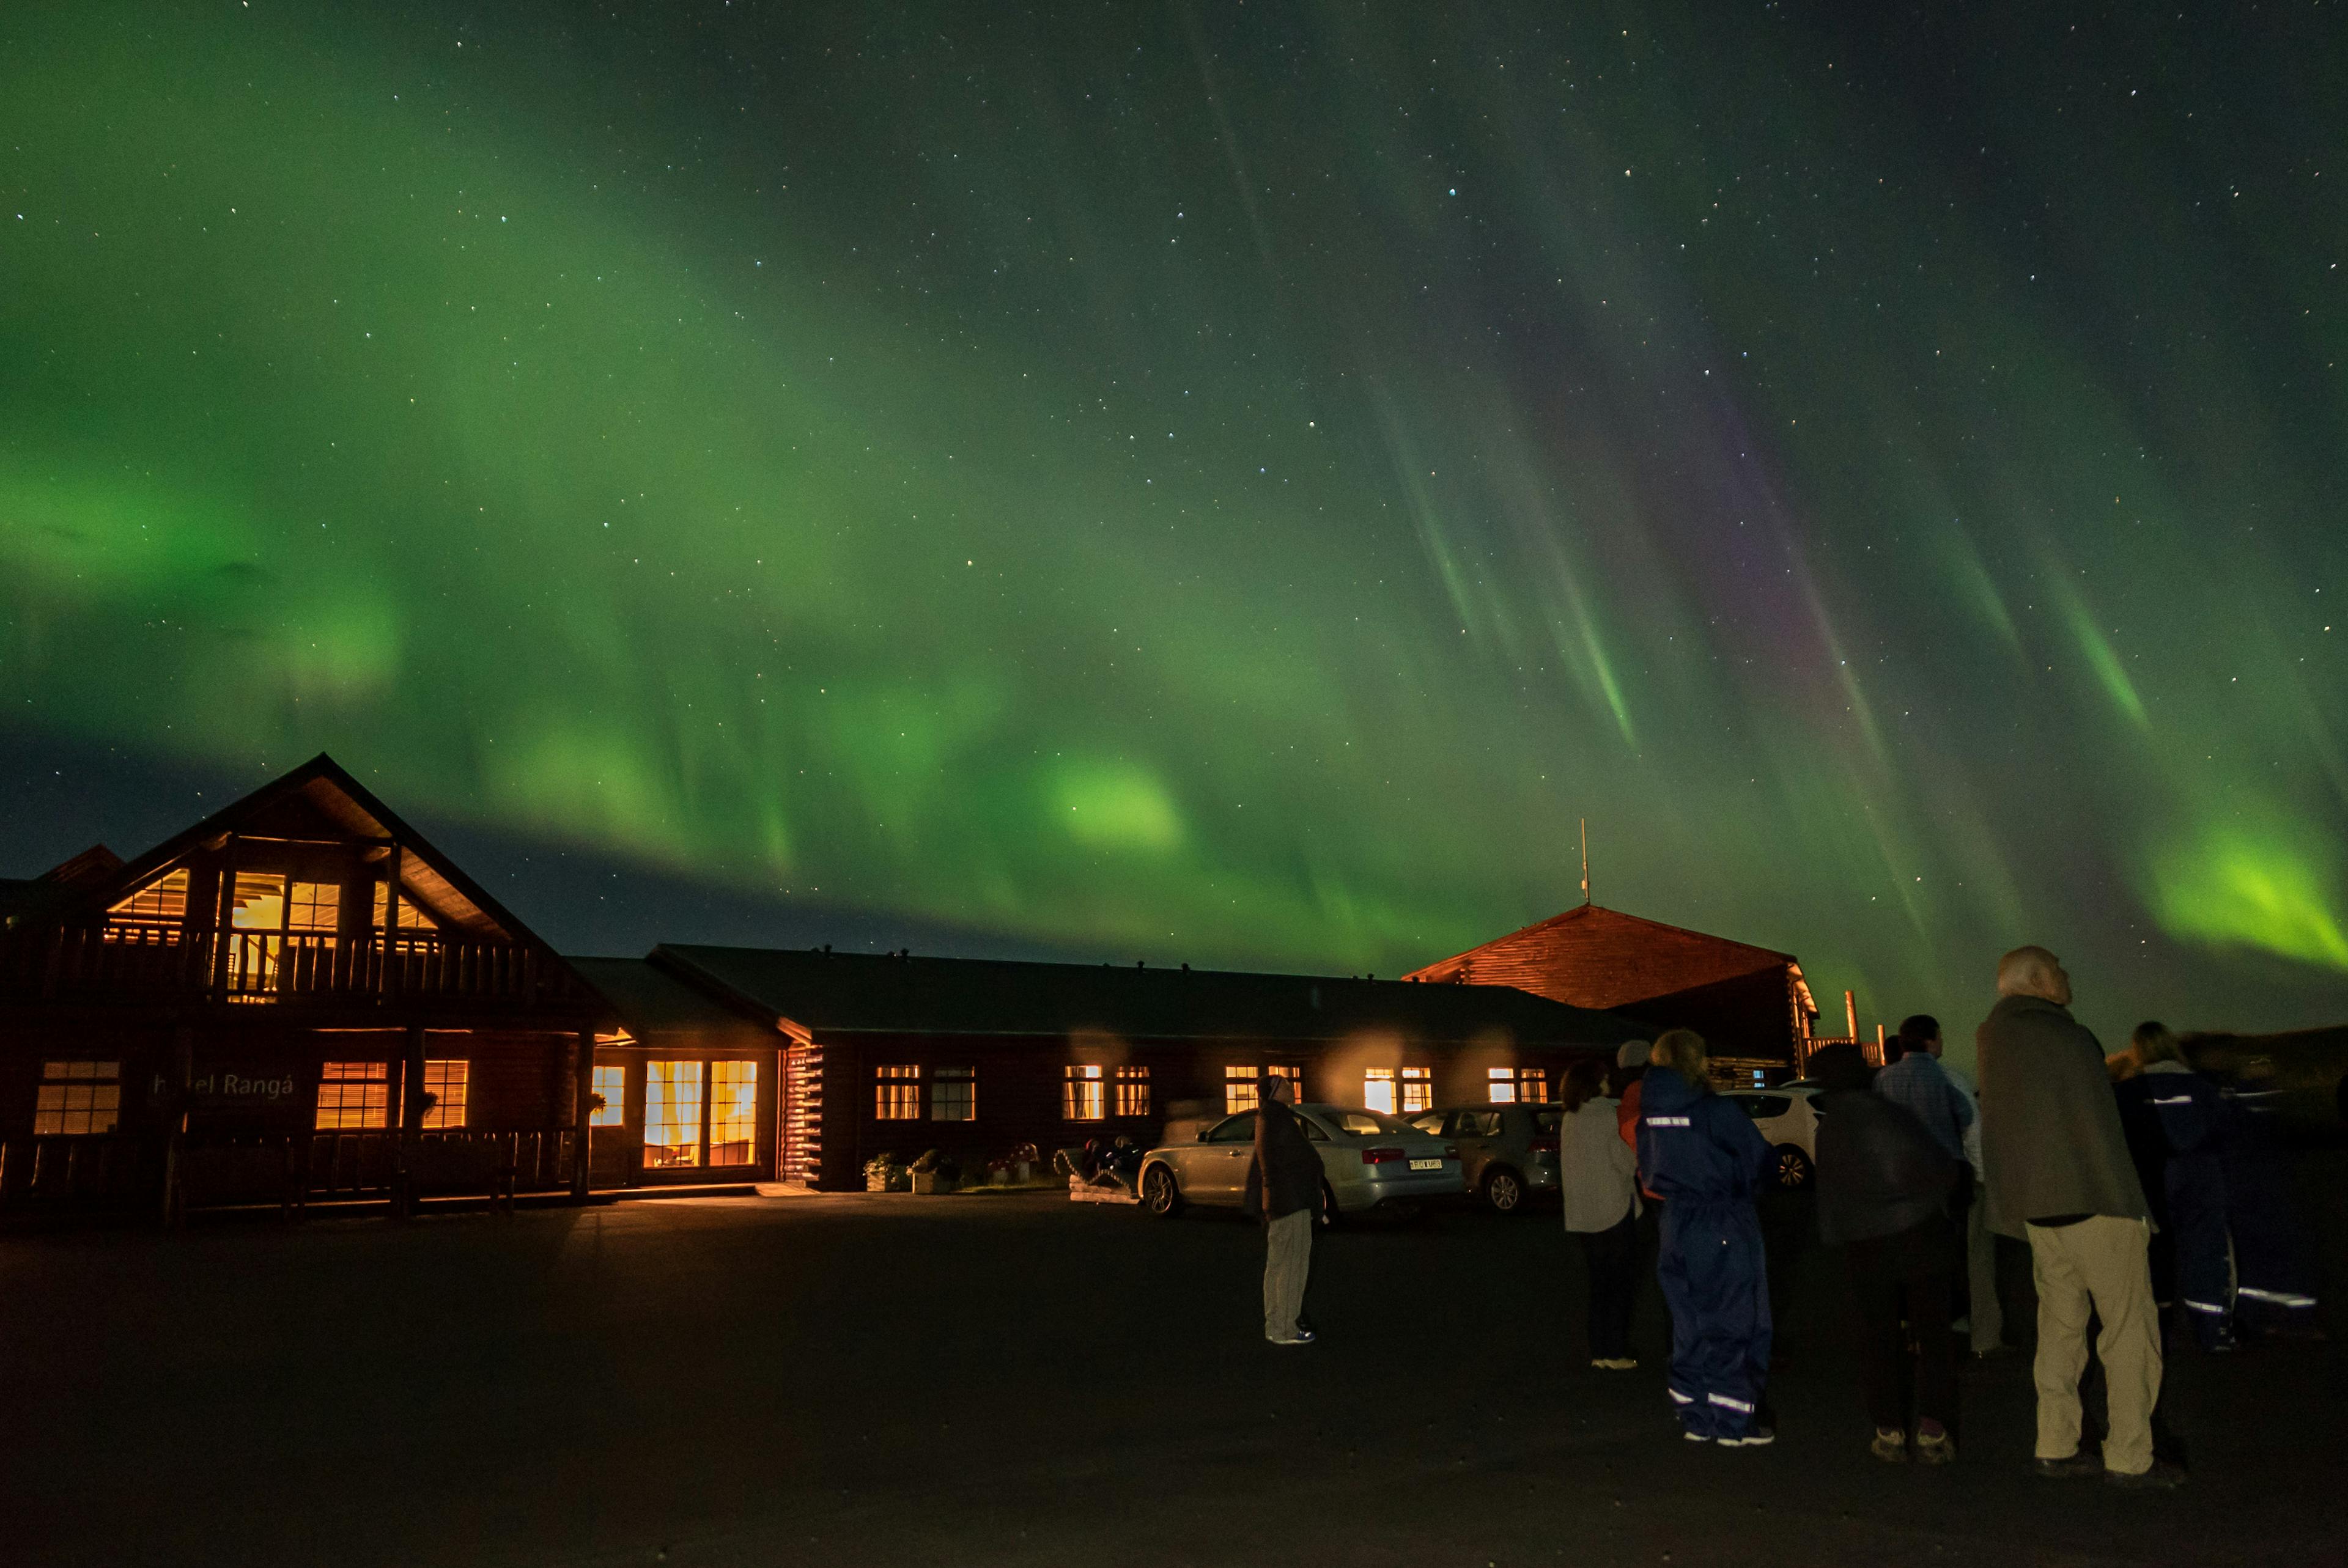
[
  {"left": 1406, "top": 1112, "right": 1445, "bottom": 1136},
  {"left": 1730, "top": 1094, "right": 1792, "bottom": 1120},
  {"left": 1294, "top": 1115, "right": 1330, "bottom": 1141},
  {"left": 1531, "top": 1109, "right": 1563, "bottom": 1134},
  {"left": 1204, "top": 1112, "right": 1256, "bottom": 1143},
  {"left": 1327, "top": 1111, "right": 1388, "bottom": 1136},
  {"left": 1452, "top": 1111, "right": 1502, "bottom": 1138}
]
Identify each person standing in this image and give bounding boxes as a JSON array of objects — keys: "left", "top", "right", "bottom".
[
  {"left": 1561, "top": 1056, "right": 1641, "bottom": 1369},
  {"left": 1811, "top": 1045, "right": 1963, "bottom": 1463},
  {"left": 1939, "top": 1049, "right": 2003, "bottom": 1356},
  {"left": 1639, "top": 1029, "right": 1777, "bottom": 1446},
  {"left": 1977, "top": 946, "right": 2182, "bottom": 1489},
  {"left": 1877, "top": 1015, "right": 1975, "bottom": 1165},
  {"left": 1244, "top": 1076, "right": 1323, "bottom": 1346},
  {"left": 2125, "top": 1023, "right": 2234, "bottom": 1351}
]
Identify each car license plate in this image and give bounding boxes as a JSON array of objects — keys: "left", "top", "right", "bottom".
[{"left": 1408, "top": 1158, "right": 1442, "bottom": 1171}]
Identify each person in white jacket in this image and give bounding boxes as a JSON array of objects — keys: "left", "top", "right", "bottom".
[{"left": 1561, "top": 1055, "right": 1643, "bottom": 1369}]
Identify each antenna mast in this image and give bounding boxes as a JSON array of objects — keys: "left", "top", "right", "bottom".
[{"left": 1579, "top": 817, "right": 1591, "bottom": 905}]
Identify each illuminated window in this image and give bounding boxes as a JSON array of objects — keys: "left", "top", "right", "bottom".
[
  {"left": 230, "top": 872, "right": 286, "bottom": 930},
  {"left": 316, "top": 1061, "right": 390, "bottom": 1130},
  {"left": 289, "top": 881, "right": 339, "bottom": 933},
  {"left": 371, "top": 883, "right": 436, "bottom": 929},
  {"left": 591, "top": 1065, "right": 626, "bottom": 1127},
  {"left": 1364, "top": 1068, "right": 1397, "bottom": 1114},
  {"left": 1518, "top": 1070, "right": 1550, "bottom": 1105},
  {"left": 1224, "top": 1066, "right": 1260, "bottom": 1114},
  {"left": 34, "top": 1061, "right": 120, "bottom": 1136},
  {"left": 646, "top": 1060, "right": 705, "bottom": 1167},
  {"left": 1268, "top": 1065, "right": 1303, "bottom": 1103},
  {"left": 1488, "top": 1067, "right": 1518, "bottom": 1105},
  {"left": 1113, "top": 1065, "right": 1151, "bottom": 1117},
  {"left": 1401, "top": 1066, "right": 1433, "bottom": 1114},
  {"left": 107, "top": 869, "right": 188, "bottom": 927},
  {"left": 709, "top": 1061, "right": 758, "bottom": 1166},
  {"left": 1487, "top": 1067, "right": 1546, "bottom": 1105},
  {"left": 421, "top": 1059, "right": 468, "bottom": 1128},
  {"left": 1063, "top": 1064, "right": 1106, "bottom": 1121},
  {"left": 875, "top": 1064, "right": 921, "bottom": 1121},
  {"left": 931, "top": 1066, "right": 976, "bottom": 1122}
]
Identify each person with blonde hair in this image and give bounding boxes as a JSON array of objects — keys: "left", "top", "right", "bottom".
[
  {"left": 1977, "top": 946, "right": 2180, "bottom": 1487},
  {"left": 1637, "top": 1028, "right": 1778, "bottom": 1445}
]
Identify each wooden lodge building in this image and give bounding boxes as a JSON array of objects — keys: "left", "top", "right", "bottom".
[
  {"left": 1404, "top": 902, "right": 1822, "bottom": 1083},
  {"left": 1, "top": 755, "right": 1809, "bottom": 1215}
]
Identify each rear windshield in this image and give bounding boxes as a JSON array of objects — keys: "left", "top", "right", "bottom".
[
  {"left": 1326, "top": 1110, "right": 1411, "bottom": 1136},
  {"left": 1531, "top": 1109, "right": 1563, "bottom": 1133}
]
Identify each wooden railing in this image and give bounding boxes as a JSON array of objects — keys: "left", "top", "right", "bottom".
[
  {"left": 0, "top": 1128, "right": 581, "bottom": 1213},
  {"left": 0, "top": 926, "right": 585, "bottom": 1008}
]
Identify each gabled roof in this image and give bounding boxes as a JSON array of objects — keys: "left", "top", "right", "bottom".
[
  {"left": 568, "top": 956, "right": 778, "bottom": 1047},
  {"left": 10, "top": 753, "right": 549, "bottom": 949},
  {"left": 651, "top": 943, "right": 1650, "bottom": 1048},
  {"left": 1404, "top": 902, "right": 1806, "bottom": 1015}
]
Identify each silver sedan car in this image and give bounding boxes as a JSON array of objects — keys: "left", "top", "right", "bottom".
[{"left": 1139, "top": 1103, "right": 1464, "bottom": 1223}]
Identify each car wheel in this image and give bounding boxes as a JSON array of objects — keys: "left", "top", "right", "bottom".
[
  {"left": 1316, "top": 1180, "right": 1340, "bottom": 1229},
  {"left": 1141, "top": 1163, "right": 1183, "bottom": 1217},
  {"left": 1483, "top": 1165, "right": 1526, "bottom": 1214},
  {"left": 1775, "top": 1146, "right": 1812, "bottom": 1188}
]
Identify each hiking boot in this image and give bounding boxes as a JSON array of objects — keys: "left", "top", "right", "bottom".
[
  {"left": 2106, "top": 1461, "right": 2187, "bottom": 1490},
  {"left": 1870, "top": 1427, "right": 1908, "bottom": 1463},
  {"left": 2034, "top": 1451, "right": 2103, "bottom": 1479},
  {"left": 1913, "top": 1426, "right": 1956, "bottom": 1465}
]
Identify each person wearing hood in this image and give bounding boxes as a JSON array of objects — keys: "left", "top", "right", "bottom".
[
  {"left": 1977, "top": 946, "right": 2180, "bottom": 1489},
  {"left": 1637, "top": 1029, "right": 1778, "bottom": 1446},
  {"left": 1811, "top": 1045, "right": 1964, "bottom": 1463},
  {"left": 2125, "top": 1023, "right": 2242, "bottom": 1351}
]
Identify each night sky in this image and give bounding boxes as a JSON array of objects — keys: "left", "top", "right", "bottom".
[{"left": 4, "top": 3, "right": 2343, "bottom": 1051}]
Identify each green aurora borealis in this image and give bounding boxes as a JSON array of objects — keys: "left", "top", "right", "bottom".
[{"left": 4, "top": 4, "right": 2345, "bottom": 1040}]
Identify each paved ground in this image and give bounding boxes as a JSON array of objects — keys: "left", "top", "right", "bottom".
[{"left": 3, "top": 1157, "right": 2344, "bottom": 1568}]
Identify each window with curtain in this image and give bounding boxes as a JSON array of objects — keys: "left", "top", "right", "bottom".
[
  {"left": 708, "top": 1062, "right": 758, "bottom": 1166},
  {"left": 1363, "top": 1067, "right": 1397, "bottom": 1114},
  {"left": 645, "top": 1060, "right": 705, "bottom": 1168},
  {"left": 875, "top": 1065, "right": 921, "bottom": 1120},
  {"left": 1223, "top": 1066, "right": 1260, "bottom": 1114},
  {"left": 1113, "top": 1065, "right": 1150, "bottom": 1117},
  {"left": 1063, "top": 1064, "right": 1105, "bottom": 1121},
  {"left": 316, "top": 1061, "right": 389, "bottom": 1130},
  {"left": 1401, "top": 1066, "right": 1434, "bottom": 1114},
  {"left": 1268, "top": 1065, "right": 1303, "bottom": 1103}
]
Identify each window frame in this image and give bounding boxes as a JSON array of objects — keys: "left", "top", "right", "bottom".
[
  {"left": 930, "top": 1065, "right": 977, "bottom": 1123},
  {"left": 34, "top": 1060, "right": 122, "bottom": 1136},
  {"left": 1063, "top": 1064, "right": 1106, "bottom": 1122},
  {"left": 874, "top": 1064, "right": 922, "bottom": 1122},
  {"left": 315, "top": 1060, "right": 391, "bottom": 1131},
  {"left": 1112, "top": 1064, "right": 1151, "bottom": 1118},
  {"left": 420, "top": 1059, "right": 468, "bottom": 1129}
]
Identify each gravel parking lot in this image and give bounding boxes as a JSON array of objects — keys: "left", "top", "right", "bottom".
[{"left": 2, "top": 1163, "right": 2341, "bottom": 1567}]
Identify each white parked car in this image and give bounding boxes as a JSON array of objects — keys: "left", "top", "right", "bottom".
[
  {"left": 1722, "top": 1085, "right": 1822, "bottom": 1188},
  {"left": 1138, "top": 1104, "right": 1464, "bottom": 1223}
]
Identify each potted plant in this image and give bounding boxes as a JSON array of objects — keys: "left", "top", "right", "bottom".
[
  {"left": 907, "top": 1149, "right": 959, "bottom": 1194},
  {"left": 863, "top": 1152, "right": 909, "bottom": 1193}
]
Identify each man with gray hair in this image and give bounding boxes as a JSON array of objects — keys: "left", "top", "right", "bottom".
[{"left": 1977, "top": 946, "right": 2182, "bottom": 1489}]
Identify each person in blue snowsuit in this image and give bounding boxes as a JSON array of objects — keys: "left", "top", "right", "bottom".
[
  {"left": 2126, "top": 1024, "right": 2235, "bottom": 1352},
  {"left": 1637, "top": 1028, "right": 1779, "bottom": 1446}
]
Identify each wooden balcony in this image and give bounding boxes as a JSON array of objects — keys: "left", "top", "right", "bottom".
[{"left": 0, "top": 925, "right": 591, "bottom": 1012}]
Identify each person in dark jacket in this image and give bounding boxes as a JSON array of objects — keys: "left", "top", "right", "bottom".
[
  {"left": 1812, "top": 1045, "right": 1964, "bottom": 1463},
  {"left": 1638, "top": 1029, "right": 1778, "bottom": 1446},
  {"left": 2210, "top": 1061, "right": 2325, "bottom": 1342},
  {"left": 2109, "top": 1048, "right": 2180, "bottom": 1330},
  {"left": 2127, "top": 1023, "right": 2235, "bottom": 1352},
  {"left": 1244, "top": 1076, "right": 1324, "bottom": 1345}
]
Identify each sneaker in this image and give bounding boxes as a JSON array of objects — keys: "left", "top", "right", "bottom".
[
  {"left": 1266, "top": 1329, "right": 1317, "bottom": 1346},
  {"left": 2106, "top": 1461, "right": 2187, "bottom": 1490},
  {"left": 2034, "top": 1451, "right": 2103, "bottom": 1479},
  {"left": 1590, "top": 1357, "right": 1639, "bottom": 1371},
  {"left": 1913, "top": 1426, "right": 1956, "bottom": 1466},
  {"left": 1682, "top": 1429, "right": 1712, "bottom": 1443},
  {"left": 1870, "top": 1427, "right": 1908, "bottom": 1463},
  {"left": 1719, "top": 1427, "right": 1776, "bottom": 1448}
]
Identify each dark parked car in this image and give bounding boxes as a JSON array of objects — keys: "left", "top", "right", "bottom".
[{"left": 1406, "top": 1103, "right": 1561, "bottom": 1213}]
